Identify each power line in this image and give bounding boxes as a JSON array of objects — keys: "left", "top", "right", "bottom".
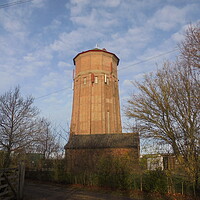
[
  {"left": 118, "top": 48, "right": 178, "bottom": 71},
  {"left": 34, "top": 48, "right": 178, "bottom": 100},
  {"left": 0, "top": 0, "right": 34, "bottom": 9},
  {"left": 35, "top": 87, "right": 70, "bottom": 100}
]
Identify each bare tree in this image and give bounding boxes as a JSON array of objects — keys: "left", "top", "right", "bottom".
[
  {"left": 29, "top": 118, "right": 61, "bottom": 159},
  {"left": 179, "top": 22, "right": 200, "bottom": 68},
  {"left": 125, "top": 61, "right": 199, "bottom": 192},
  {"left": 0, "top": 87, "right": 40, "bottom": 167},
  {"left": 125, "top": 24, "right": 200, "bottom": 193}
]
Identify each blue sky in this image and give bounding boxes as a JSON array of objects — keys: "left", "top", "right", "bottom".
[{"left": 0, "top": 0, "right": 200, "bottom": 133}]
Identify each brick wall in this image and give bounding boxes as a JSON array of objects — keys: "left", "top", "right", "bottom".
[{"left": 65, "top": 133, "right": 140, "bottom": 174}]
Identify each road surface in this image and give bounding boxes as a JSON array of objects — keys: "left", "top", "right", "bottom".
[{"left": 24, "top": 180, "right": 138, "bottom": 200}]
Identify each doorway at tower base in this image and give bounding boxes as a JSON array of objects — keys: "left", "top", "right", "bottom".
[{"left": 64, "top": 133, "right": 140, "bottom": 175}]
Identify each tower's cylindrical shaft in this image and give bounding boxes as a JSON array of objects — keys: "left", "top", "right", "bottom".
[{"left": 70, "top": 49, "right": 122, "bottom": 135}]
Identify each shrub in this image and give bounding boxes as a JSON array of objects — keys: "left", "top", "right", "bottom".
[
  {"left": 97, "top": 156, "right": 133, "bottom": 189},
  {"left": 142, "top": 169, "right": 167, "bottom": 194}
]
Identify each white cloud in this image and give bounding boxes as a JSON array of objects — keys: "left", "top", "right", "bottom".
[
  {"left": 104, "top": 0, "right": 121, "bottom": 7},
  {"left": 24, "top": 46, "right": 53, "bottom": 62},
  {"left": 58, "top": 61, "right": 72, "bottom": 68},
  {"left": 0, "top": 36, "right": 16, "bottom": 56},
  {"left": 122, "top": 79, "right": 132, "bottom": 87},
  {"left": 132, "top": 73, "right": 146, "bottom": 81},
  {"left": 70, "top": 7, "right": 118, "bottom": 29},
  {"left": 50, "top": 28, "right": 103, "bottom": 55},
  {"left": 50, "top": 31, "right": 81, "bottom": 54},
  {"left": 101, "top": 25, "right": 152, "bottom": 60},
  {"left": 43, "top": 19, "right": 62, "bottom": 33},
  {"left": 147, "top": 4, "right": 196, "bottom": 31},
  {"left": 31, "top": 0, "right": 47, "bottom": 8},
  {"left": 0, "top": 71, "right": 16, "bottom": 90},
  {"left": 41, "top": 71, "right": 70, "bottom": 90},
  {"left": 0, "top": 8, "right": 29, "bottom": 41},
  {"left": 171, "top": 31, "right": 185, "bottom": 43},
  {"left": 170, "top": 22, "right": 200, "bottom": 44},
  {"left": 70, "top": 8, "right": 97, "bottom": 27},
  {"left": 43, "top": 95, "right": 64, "bottom": 104},
  {"left": 68, "top": 0, "right": 91, "bottom": 16},
  {"left": 19, "top": 61, "right": 49, "bottom": 77}
]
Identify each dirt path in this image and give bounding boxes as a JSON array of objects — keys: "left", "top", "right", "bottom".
[{"left": 24, "top": 180, "right": 138, "bottom": 200}]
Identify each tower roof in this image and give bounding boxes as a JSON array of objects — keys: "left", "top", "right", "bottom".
[{"left": 73, "top": 48, "right": 120, "bottom": 65}]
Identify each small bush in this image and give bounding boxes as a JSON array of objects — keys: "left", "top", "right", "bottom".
[
  {"left": 97, "top": 156, "right": 133, "bottom": 189},
  {"left": 53, "top": 159, "right": 67, "bottom": 183},
  {"left": 142, "top": 169, "right": 168, "bottom": 194}
]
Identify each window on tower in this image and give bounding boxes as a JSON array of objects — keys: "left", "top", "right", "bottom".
[
  {"left": 95, "top": 76, "right": 98, "bottom": 84},
  {"left": 83, "top": 77, "right": 87, "bottom": 84},
  {"left": 107, "top": 78, "right": 109, "bottom": 85},
  {"left": 104, "top": 74, "right": 109, "bottom": 85}
]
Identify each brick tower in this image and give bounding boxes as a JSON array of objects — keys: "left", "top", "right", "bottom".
[
  {"left": 65, "top": 48, "right": 140, "bottom": 175},
  {"left": 70, "top": 48, "right": 122, "bottom": 135}
]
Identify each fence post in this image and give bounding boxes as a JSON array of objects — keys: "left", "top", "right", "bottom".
[
  {"left": 181, "top": 181, "right": 184, "bottom": 195},
  {"left": 17, "top": 162, "right": 25, "bottom": 200},
  {"left": 140, "top": 175, "right": 143, "bottom": 191}
]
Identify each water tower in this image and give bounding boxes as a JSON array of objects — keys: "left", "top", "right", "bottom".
[
  {"left": 65, "top": 48, "right": 139, "bottom": 174},
  {"left": 70, "top": 48, "right": 122, "bottom": 135}
]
